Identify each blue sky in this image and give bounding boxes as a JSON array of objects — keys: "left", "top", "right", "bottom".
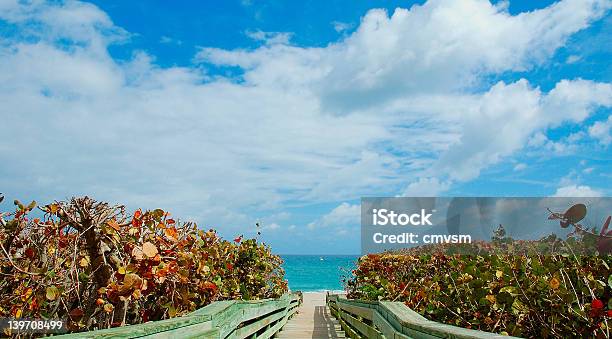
[{"left": 0, "top": 0, "right": 610, "bottom": 254}]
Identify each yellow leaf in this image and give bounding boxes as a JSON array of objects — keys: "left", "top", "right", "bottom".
[
  {"left": 104, "top": 304, "right": 114, "bottom": 313},
  {"left": 48, "top": 203, "right": 59, "bottom": 214},
  {"left": 486, "top": 294, "right": 496, "bottom": 304},
  {"left": 123, "top": 273, "right": 142, "bottom": 289},
  {"left": 79, "top": 256, "right": 90, "bottom": 267},
  {"left": 495, "top": 270, "right": 503, "bottom": 278},
  {"left": 15, "top": 309, "right": 22, "bottom": 318},
  {"left": 21, "top": 288, "right": 33, "bottom": 302},
  {"left": 168, "top": 306, "right": 177, "bottom": 318},
  {"left": 118, "top": 266, "right": 126, "bottom": 275},
  {"left": 142, "top": 242, "right": 158, "bottom": 258}
]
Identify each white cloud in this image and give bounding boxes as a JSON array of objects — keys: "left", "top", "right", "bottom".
[
  {"left": 588, "top": 115, "right": 612, "bottom": 145},
  {"left": 0, "top": 0, "right": 611, "bottom": 240},
  {"left": 434, "top": 80, "right": 610, "bottom": 182},
  {"left": 514, "top": 163, "right": 527, "bottom": 171},
  {"left": 526, "top": 131, "right": 578, "bottom": 156},
  {"left": 403, "top": 177, "right": 450, "bottom": 196},
  {"left": 264, "top": 223, "right": 281, "bottom": 230},
  {"left": 308, "top": 202, "right": 359, "bottom": 230},
  {"left": 245, "top": 30, "right": 292, "bottom": 45},
  {"left": 553, "top": 184, "right": 603, "bottom": 197},
  {"left": 566, "top": 54, "right": 581, "bottom": 63},
  {"left": 331, "top": 21, "right": 353, "bottom": 33},
  {"left": 160, "top": 36, "right": 182, "bottom": 45}
]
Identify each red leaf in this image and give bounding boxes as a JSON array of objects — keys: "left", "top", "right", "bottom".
[
  {"left": 234, "top": 236, "right": 242, "bottom": 243},
  {"left": 592, "top": 299, "right": 604, "bottom": 310},
  {"left": 203, "top": 281, "right": 218, "bottom": 292},
  {"left": 69, "top": 308, "right": 84, "bottom": 320}
]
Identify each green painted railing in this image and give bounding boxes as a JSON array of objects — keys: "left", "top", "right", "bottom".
[
  {"left": 55, "top": 292, "right": 302, "bottom": 339},
  {"left": 326, "top": 294, "right": 519, "bottom": 339}
]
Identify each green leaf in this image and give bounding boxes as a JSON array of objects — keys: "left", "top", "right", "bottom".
[
  {"left": 511, "top": 299, "right": 528, "bottom": 315},
  {"left": 46, "top": 286, "right": 59, "bottom": 301},
  {"left": 499, "top": 286, "right": 519, "bottom": 296}
]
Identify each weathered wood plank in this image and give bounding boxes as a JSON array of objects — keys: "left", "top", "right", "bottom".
[
  {"left": 338, "top": 310, "right": 362, "bottom": 339},
  {"left": 336, "top": 301, "right": 374, "bottom": 321},
  {"left": 338, "top": 307, "right": 383, "bottom": 339},
  {"left": 379, "top": 301, "right": 515, "bottom": 339},
  {"left": 53, "top": 292, "right": 301, "bottom": 339},
  {"left": 327, "top": 295, "right": 521, "bottom": 339},
  {"left": 234, "top": 306, "right": 287, "bottom": 338},
  {"left": 53, "top": 315, "right": 213, "bottom": 339}
]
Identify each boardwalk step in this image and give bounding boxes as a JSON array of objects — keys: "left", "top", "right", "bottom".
[{"left": 277, "top": 292, "right": 346, "bottom": 339}]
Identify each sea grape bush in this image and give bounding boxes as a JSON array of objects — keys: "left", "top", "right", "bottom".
[
  {"left": 0, "top": 197, "right": 287, "bottom": 334},
  {"left": 346, "top": 235, "right": 611, "bottom": 338}
]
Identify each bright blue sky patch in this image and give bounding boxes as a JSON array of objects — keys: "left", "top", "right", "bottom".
[{"left": 0, "top": 0, "right": 610, "bottom": 254}]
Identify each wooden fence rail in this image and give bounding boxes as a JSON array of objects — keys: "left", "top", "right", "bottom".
[
  {"left": 326, "top": 294, "right": 519, "bottom": 339},
  {"left": 54, "top": 292, "right": 302, "bottom": 339}
]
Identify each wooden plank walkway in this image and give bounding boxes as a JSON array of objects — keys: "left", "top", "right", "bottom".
[{"left": 276, "top": 292, "right": 346, "bottom": 339}]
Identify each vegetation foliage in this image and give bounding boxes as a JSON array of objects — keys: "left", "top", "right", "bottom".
[
  {"left": 346, "top": 223, "right": 612, "bottom": 338},
  {"left": 0, "top": 196, "right": 287, "bottom": 334}
]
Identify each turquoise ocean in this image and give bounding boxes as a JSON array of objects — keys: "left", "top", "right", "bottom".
[{"left": 280, "top": 255, "right": 359, "bottom": 292}]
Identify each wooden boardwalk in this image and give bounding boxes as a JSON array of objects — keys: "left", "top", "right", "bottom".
[
  {"left": 51, "top": 292, "right": 514, "bottom": 338},
  {"left": 276, "top": 292, "right": 346, "bottom": 339}
]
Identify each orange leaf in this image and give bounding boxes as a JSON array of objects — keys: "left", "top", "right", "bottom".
[
  {"left": 166, "top": 218, "right": 175, "bottom": 225},
  {"left": 549, "top": 277, "right": 560, "bottom": 290},
  {"left": 165, "top": 227, "right": 178, "bottom": 240},
  {"left": 107, "top": 219, "right": 120, "bottom": 231}
]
